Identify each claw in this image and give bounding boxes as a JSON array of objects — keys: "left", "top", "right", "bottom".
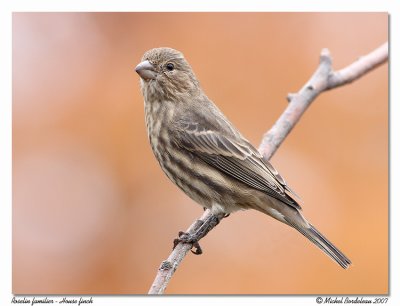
[
  {"left": 172, "top": 231, "right": 203, "bottom": 255},
  {"left": 171, "top": 214, "right": 222, "bottom": 256},
  {"left": 191, "top": 241, "right": 203, "bottom": 255}
]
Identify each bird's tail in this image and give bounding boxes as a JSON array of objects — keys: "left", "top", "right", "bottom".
[{"left": 290, "top": 222, "right": 352, "bottom": 269}]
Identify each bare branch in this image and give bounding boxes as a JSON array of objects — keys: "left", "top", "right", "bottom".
[
  {"left": 148, "top": 210, "right": 211, "bottom": 294},
  {"left": 258, "top": 42, "right": 388, "bottom": 160},
  {"left": 327, "top": 42, "right": 388, "bottom": 89},
  {"left": 148, "top": 42, "right": 388, "bottom": 294}
]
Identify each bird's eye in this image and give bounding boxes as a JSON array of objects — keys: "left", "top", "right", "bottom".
[{"left": 166, "top": 63, "right": 175, "bottom": 71}]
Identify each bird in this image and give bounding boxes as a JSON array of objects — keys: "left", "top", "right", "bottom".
[{"left": 135, "top": 47, "right": 351, "bottom": 269}]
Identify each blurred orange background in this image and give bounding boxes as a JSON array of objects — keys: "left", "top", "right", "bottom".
[{"left": 12, "top": 13, "right": 388, "bottom": 294}]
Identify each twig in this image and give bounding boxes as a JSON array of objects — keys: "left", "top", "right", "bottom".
[
  {"left": 148, "top": 42, "right": 388, "bottom": 294},
  {"left": 259, "top": 42, "right": 388, "bottom": 160}
]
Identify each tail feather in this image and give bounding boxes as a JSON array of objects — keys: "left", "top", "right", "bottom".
[{"left": 292, "top": 223, "right": 351, "bottom": 269}]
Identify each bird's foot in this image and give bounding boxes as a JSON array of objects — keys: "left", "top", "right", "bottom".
[
  {"left": 172, "top": 214, "right": 223, "bottom": 255},
  {"left": 173, "top": 230, "right": 203, "bottom": 255}
]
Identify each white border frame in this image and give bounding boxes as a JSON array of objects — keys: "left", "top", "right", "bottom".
[{"left": 1, "top": 1, "right": 398, "bottom": 305}]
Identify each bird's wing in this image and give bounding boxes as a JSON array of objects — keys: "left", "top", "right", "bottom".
[{"left": 175, "top": 121, "right": 302, "bottom": 210}]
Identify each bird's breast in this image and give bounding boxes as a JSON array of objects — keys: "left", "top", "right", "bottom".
[
  {"left": 143, "top": 99, "right": 250, "bottom": 213},
  {"left": 144, "top": 100, "right": 175, "bottom": 162}
]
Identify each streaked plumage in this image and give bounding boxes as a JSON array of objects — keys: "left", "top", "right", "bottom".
[{"left": 135, "top": 47, "right": 351, "bottom": 269}]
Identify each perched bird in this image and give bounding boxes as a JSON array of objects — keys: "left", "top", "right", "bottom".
[{"left": 135, "top": 47, "right": 351, "bottom": 269}]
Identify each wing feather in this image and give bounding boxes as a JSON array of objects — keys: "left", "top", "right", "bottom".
[{"left": 176, "top": 122, "right": 302, "bottom": 210}]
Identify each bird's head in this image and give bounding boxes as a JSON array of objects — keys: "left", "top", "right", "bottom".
[{"left": 135, "top": 47, "right": 200, "bottom": 101}]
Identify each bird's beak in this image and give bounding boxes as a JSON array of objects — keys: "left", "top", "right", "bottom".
[{"left": 135, "top": 60, "right": 157, "bottom": 81}]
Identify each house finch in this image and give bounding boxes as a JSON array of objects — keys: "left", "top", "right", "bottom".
[{"left": 135, "top": 47, "right": 351, "bottom": 269}]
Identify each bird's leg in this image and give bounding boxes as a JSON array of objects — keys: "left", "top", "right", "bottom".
[{"left": 173, "top": 213, "right": 223, "bottom": 255}]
